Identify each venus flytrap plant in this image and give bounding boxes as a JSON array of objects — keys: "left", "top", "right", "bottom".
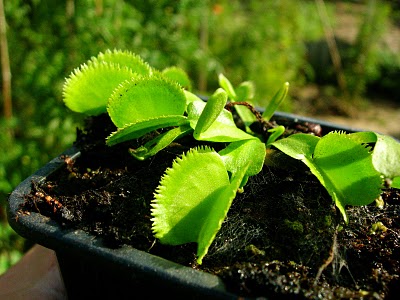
[
  {"left": 63, "top": 49, "right": 400, "bottom": 264},
  {"left": 262, "top": 81, "right": 289, "bottom": 122}
]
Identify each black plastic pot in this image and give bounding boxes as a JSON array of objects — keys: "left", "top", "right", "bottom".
[{"left": 6, "top": 112, "right": 373, "bottom": 299}]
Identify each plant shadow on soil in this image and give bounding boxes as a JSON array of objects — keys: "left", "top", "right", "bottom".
[{"left": 19, "top": 113, "right": 400, "bottom": 299}]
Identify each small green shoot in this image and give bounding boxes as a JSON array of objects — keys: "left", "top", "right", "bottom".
[
  {"left": 193, "top": 88, "right": 228, "bottom": 139},
  {"left": 266, "top": 125, "right": 286, "bottom": 146},
  {"left": 262, "top": 82, "right": 289, "bottom": 121}
]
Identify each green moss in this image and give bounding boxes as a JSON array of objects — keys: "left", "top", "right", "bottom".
[{"left": 284, "top": 219, "right": 304, "bottom": 234}]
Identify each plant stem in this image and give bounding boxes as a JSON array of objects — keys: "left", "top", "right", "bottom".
[
  {"left": 0, "top": 0, "right": 12, "bottom": 121},
  {"left": 225, "top": 101, "right": 274, "bottom": 130}
]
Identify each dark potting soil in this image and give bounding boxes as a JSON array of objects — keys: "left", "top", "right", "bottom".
[{"left": 19, "top": 113, "right": 400, "bottom": 299}]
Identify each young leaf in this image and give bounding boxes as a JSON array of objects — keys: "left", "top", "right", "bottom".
[
  {"left": 235, "top": 81, "right": 255, "bottom": 101},
  {"left": 193, "top": 88, "right": 227, "bottom": 139},
  {"left": 218, "top": 73, "right": 237, "bottom": 99},
  {"left": 391, "top": 177, "right": 400, "bottom": 189},
  {"left": 107, "top": 75, "right": 186, "bottom": 128},
  {"left": 347, "top": 132, "right": 400, "bottom": 188},
  {"left": 271, "top": 133, "right": 319, "bottom": 160},
  {"left": 266, "top": 125, "right": 286, "bottom": 146},
  {"left": 231, "top": 103, "right": 257, "bottom": 131},
  {"left": 63, "top": 63, "right": 135, "bottom": 115},
  {"left": 218, "top": 74, "right": 257, "bottom": 130},
  {"left": 347, "top": 131, "right": 377, "bottom": 144},
  {"left": 184, "top": 90, "right": 203, "bottom": 107},
  {"left": 262, "top": 82, "right": 289, "bottom": 121},
  {"left": 273, "top": 132, "right": 383, "bottom": 223}
]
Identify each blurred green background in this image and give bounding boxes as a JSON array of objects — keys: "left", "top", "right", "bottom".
[{"left": 1, "top": 0, "right": 399, "bottom": 275}]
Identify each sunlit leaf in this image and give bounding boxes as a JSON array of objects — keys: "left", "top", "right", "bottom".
[
  {"left": 273, "top": 132, "right": 383, "bottom": 223},
  {"left": 151, "top": 147, "right": 229, "bottom": 245},
  {"left": 193, "top": 88, "right": 227, "bottom": 139},
  {"left": 219, "top": 139, "right": 266, "bottom": 187},
  {"left": 151, "top": 146, "right": 248, "bottom": 265},
  {"left": 106, "top": 115, "right": 188, "bottom": 146},
  {"left": 107, "top": 75, "right": 186, "bottom": 128},
  {"left": 63, "top": 63, "right": 135, "bottom": 115},
  {"left": 188, "top": 100, "right": 255, "bottom": 142}
]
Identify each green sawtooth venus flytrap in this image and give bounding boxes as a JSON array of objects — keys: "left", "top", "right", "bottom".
[{"left": 62, "top": 49, "right": 400, "bottom": 264}]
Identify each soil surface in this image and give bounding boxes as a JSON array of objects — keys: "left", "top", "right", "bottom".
[{"left": 18, "top": 113, "right": 400, "bottom": 299}]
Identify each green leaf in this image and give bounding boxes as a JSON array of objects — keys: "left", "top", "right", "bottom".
[
  {"left": 262, "top": 82, "right": 289, "bottom": 121},
  {"left": 347, "top": 131, "right": 377, "bottom": 144},
  {"left": 196, "top": 161, "right": 249, "bottom": 264},
  {"left": 184, "top": 90, "right": 203, "bottom": 107},
  {"left": 273, "top": 132, "right": 383, "bottom": 223},
  {"left": 266, "top": 125, "right": 286, "bottom": 146},
  {"left": 391, "top": 177, "right": 400, "bottom": 189},
  {"left": 232, "top": 103, "right": 257, "bottom": 131},
  {"left": 129, "top": 124, "right": 193, "bottom": 160},
  {"left": 151, "top": 147, "right": 229, "bottom": 244},
  {"left": 235, "top": 81, "right": 255, "bottom": 101},
  {"left": 162, "top": 66, "right": 192, "bottom": 91},
  {"left": 372, "top": 134, "right": 400, "bottom": 180},
  {"left": 194, "top": 88, "right": 227, "bottom": 139},
  {"left": 218, "top": 73, "right": 237, "bottom": 99},
  {"left": 107, "top": 75, "right": 186, "bottom": 128},
  {"left": 63, "top": 49, "right": 153, "bottom": 115},
  {"left": 151, "top": 146, "right": 248, "bottom": 265},
  {"left": 348, "top": 132, "right": 400, "bottom": 187},
  {"left": 272, "top": 133, "right": 319, "bottom": 160},
  {"left": 219, "top": 139, "right": 266, "bottom": 187},
  {"left": 187, "top": 100, "right": 255, "bottom": 142},
  {"left": 63, "top": 63, "right": 135, "bottom": 115},
  {"left": 106, "top": 115, "right": 189, "bottom": 146}
]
